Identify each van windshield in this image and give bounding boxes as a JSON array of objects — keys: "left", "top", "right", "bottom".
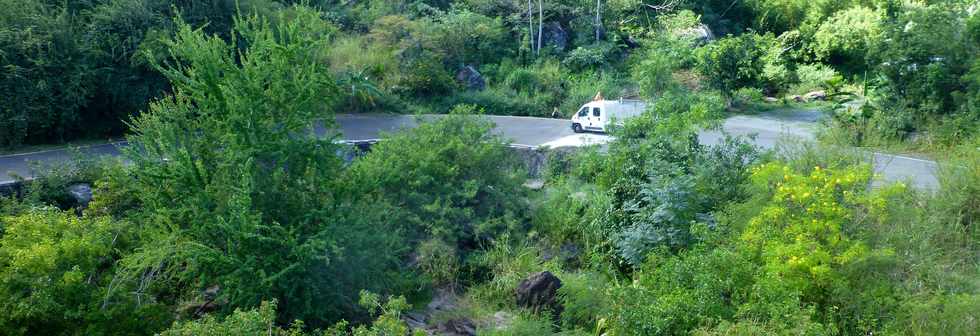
[{"left": 577, "top": 107, "right": 588, "bottom": 117}]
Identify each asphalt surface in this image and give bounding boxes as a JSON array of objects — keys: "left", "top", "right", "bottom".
[
  {"left": 698, "top": 109, "right": 940, "bottom": 189},
  {"left": 1, "top": 112, "right": 941, "bottom": 189}
]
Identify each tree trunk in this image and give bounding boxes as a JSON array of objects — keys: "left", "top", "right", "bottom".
[
  {"left": 537, "top": 0, "right": 543, "bottom": 55},
  {"left": 595, "top": 0, "right": 602, "bottom": 42},
  {"left": 528, "top": 0, "right": 534, "bottom": 53}
]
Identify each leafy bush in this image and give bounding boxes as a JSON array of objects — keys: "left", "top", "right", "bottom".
[
  {"left": 609, "top": 247, "right": 756, "bottom": 335},
  {"left": 0, "top": 208, "right": 168, "bottom": 335},
  {"left": 160, "top": 301, "right": 304, "bottom": 336},
  {"left": 346, "top": 107, "right": 527, "bottom": 246},
  {"left": 694, "top": 34, "right": 768, "bottom": 104},
  {"left": 867, "top": 3, "right": 979, "bottom": 136},
  {"left": 792, "top": 63, "right": 842, "bottom": 95},
  {"left": 813, "top": 6, "right": 882, "bottom": 69},
  {"left": 120, "top": 8, "right": 409, "bottom": 327},
  {"left": 564, "top": 43, "right": 616, "bottom": 71},
  {"left": 732, "top": 87, "right": 764, "bottom": 107},
  {"left": 558, "top": 272, "right": 611, "bottom": 330},
  {"left": 417, "top": 238, "right": 460, "bottom": 288}
]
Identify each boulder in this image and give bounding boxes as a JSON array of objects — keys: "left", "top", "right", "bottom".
[
  {"left": 804, "top": 90, "right": 827, "bottom": 101},
  {"left": 492, "top": 311, "right": 514, "bottom": 331},
  {"left": 516, "top": 271, "right": 562, "bottom": 314},
  {"left": 455, "top": 65, "right": 485, "bottom": 91},
  {"left": 523, "top": 179, "right": 545, "bottom": 190},
  {"left": 764, "top": 97, "right": 780, "bottom": 103},
  {"left": 435, "top": 318, "right": 477, "bottom": 336},
  {"left": 542, "top": 22, "right": 568, "bottom": 51},
  {"left": 676, "top": 24, "right": 715, "bottom": 45},
  {"left": 66, "top": 183, "right": 93, "bottom": 208}
]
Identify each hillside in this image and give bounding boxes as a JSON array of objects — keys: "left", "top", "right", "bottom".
[{"left": 0, "top": 1, "right": 977, "bottom": 335}]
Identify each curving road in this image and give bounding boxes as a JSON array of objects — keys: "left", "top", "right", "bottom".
[{"left": 0, "top": 113, "right": 940, "bottom": 189}]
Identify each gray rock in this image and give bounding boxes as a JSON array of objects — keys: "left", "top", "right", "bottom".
[
  {"left": 516, "top": 271, "right": 562, "bottom": 314},
  {"left": 435, "top": 318, "right": 477, "bottom": 336},
  {"left": 764, "top": 97, "right": 780, "bottom": 103},
  {"left": 492, "top": 311, "right": 514, "bottom": 330},
  {"left": 455, "top": 65, "right": 485, "bottom": 91},
  {"left": 67, "top": 183, "right": 93, "bottom": 208},
  {"left": 804, "top": 90, "right": 827, "bottom": 101},
  {"left": 523, "top": 179, "right": 545, "bottom": 190},
  {"left": 542, "top": 22, "right": 568, "bottom": 50},
  {"left": 676, "top": 24, "right": 714, "bottom": 45}
]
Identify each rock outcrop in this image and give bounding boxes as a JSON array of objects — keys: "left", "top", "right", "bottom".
[
  {"left": 804, "top": 90, "right": 827, "bottom": 101},
  {"left": 515, "top": 271, "right": 562, "bottom": 314},
  {"left": 67, "top": 183, "right": 93, "bottom": 209},
  {"left": 456, "top": 65, "right": 485, "bottom": 91}
]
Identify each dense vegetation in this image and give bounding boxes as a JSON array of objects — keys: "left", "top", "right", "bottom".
[
  {"left": 4, "top": 0, "right": 977, "bottom": 149},
  {"left": 0, "top": 0, "right": 977, "bottom": 335}
]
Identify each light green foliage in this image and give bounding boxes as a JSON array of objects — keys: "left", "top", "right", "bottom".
[
  {"left": 732, "top": 87, "right": 764, "bottom": 107},
  {"left": 336, "top": 291, "right": 420, "bottom": 336},
  {"left": 885, "top": 294, "right": 979, "bottom": 335},
  {"left": 417, "top": 238, "right": 460, "bottom": 288},
  {"left": 743, "top": 163, "right": 885, "bottom": 304},
  {"left": 0, "top": 208, "right": 168, "bottom": 335},
  {"left": 607, "top": 161, "right": 916, "bottom": 334},
  {"left": 564, "top": 43, "right": 617, "bottom": 71},
  {"left": 470, "top": 242, "right": 563, "bottom": 308},
  {"left": 634, "top": 48, "right": 681, "bottom": 98},
  {"left": 479, "top": 313, "right": 555, "bottom": 336},
  {"left": 792, "top": 63, "right": 842, "bottom": 94},
  {"left": 434, "top": 9, "right": 511, "bottom": 66},
  {"left": 813, "top": 6, "right": 882, "bottom": 67},
  {"left": 160, "top": 301, "right": 306, "bottom": 336}
]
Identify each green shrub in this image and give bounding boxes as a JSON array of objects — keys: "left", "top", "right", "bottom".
[
  {"left": 558, "top": 272, "right": 611, "bottom": 330},
  {"left": 347, "top": 107, "right": 527, "bottom": 245},
  {"left": 0, "top": 208, "right": 168, "bottom": 335},
  {"left": 160, "top": 301, "right": 304, "bottom": 336},
  {"left": 609, "top": 247, "right": 756, "bottom": 334},
  {"left": 564, "top": 43, "right": 616, "bottom": 71},
  {"left": 813, "top": 6, "right": 882, "bottom": 70},
  {"left": 732, "top": 87, "right": 764, "bottom": 107},
  {"left": 695, "top": 34, "right": 767, "bottom": 104},
  {"left": 120, "top": 8, "right": 410, "bottom": 327},
  {"left": 417, "top": 238, "right": 460, "bottom": 288},
  {"left": 885, "top": 294, "right": 980, "bottom": 336},
  {"left": 479, "top": 313, "right": 555, "bottom": 336},
  {"left": 792, "top": 63, "right": 841, "bottom": 95}
]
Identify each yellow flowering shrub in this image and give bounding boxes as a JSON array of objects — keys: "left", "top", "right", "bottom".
[{"left": 742, "top": 163, "right": 892, "bottom": 302}]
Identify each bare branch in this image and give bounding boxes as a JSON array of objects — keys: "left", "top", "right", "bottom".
[{"left": 643, "top": 0, "right": 680, "bottom": 12}]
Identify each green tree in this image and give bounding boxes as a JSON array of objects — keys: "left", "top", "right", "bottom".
[
  {"left": 120, "top": 6, "right": 405, "bottom": 326},
  {"left": 695, "top": 34, "right": 766, "bottom": 105},
  {"left": 346, "top": 106, "right": 527, "bottom": 246},
  {"left": 813, "top": 6, "right": 882, "bottom": 71}
]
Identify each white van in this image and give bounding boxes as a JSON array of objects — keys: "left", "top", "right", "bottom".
[{"left": 570, "top": 98, "right": 647, "bottom": 133}]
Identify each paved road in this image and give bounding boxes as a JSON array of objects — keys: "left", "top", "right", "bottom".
[
  {"left": 0, "top": 112, "right": 940, "bottom": 189},
  {"left": 698, "top": 109, "right": 940, "bottom": 189}
]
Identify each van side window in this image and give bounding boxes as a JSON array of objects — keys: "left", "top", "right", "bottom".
[
  {"left": 592, "top": 107, "right": 601, "bottom": 117},
  {"left": 578, "top": 107, "right": 588, "bottom": 117}
]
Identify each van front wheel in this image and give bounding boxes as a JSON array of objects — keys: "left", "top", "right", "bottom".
[{"left": 572, "top": 123, "right": 583, "bottom": 133}]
